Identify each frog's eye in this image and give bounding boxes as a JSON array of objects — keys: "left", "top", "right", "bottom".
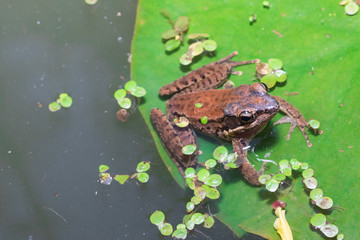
[
  {"left": 260, "top": 83, "right": 268, "bottom": 92},
  {"left": 239, "top": 111, "right": 255, "bottom": 124}
]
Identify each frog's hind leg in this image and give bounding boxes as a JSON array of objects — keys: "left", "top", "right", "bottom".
[
  {"left": 272, "top": 96, "right": 312, "bottom": 147},
  {"left": 150, "top": 108, "right": 198, "bottom": 176}
]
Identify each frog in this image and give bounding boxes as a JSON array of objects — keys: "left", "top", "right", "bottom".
[{"left": 151, "top": 51, "right": 313, "bottom": 186}]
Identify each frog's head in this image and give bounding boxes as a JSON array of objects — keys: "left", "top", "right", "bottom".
[{"left": 224, "top": 82, "right": 279, "bottom": 138}]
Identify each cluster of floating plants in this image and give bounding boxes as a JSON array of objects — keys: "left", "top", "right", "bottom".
[
  {"left": 114, "top": 80, "right": 146, "bottom": 121},
  {"left": 150, "top": 160, "right": 222, "bottom": 238},
  {"left": 151, "top": 144, "right": 246, "bottom": 238},
  {"left": 161, "top": 12, "right": 217, "bottom": 66},
  {"left": 48, "top": 93, "right": 73, "bottom": 112},
  {"left": 161, "top": 13, "right": 189, "bottom": 52},
  {"left": 259, "top": 159, "right": 343, "bottom": 239},
  {"left": 179, "top": 34, "right": 217, "bottom": 66},
  {"left": 98, "top": 161, "right": 150, "bottom": 185},
  {"left": 256, "top": 58, "right": 287, "bottom": 89},
  {"left": 340, "top": 0, "right": 359, "bottom": 15},
  {"left": 150, "top": 167, "right": 218, "bottom": 239}
]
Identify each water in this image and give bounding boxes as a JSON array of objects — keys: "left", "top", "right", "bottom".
[{"left": 0, "top": 1, "right": 264, "bottom": 239}]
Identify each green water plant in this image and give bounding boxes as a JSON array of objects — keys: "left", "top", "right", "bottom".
[
  {"left": 161, "top": 11, "right": 189, "bottom": 52},
  {"left": 340, "top": 0, "right": 359, "bottom": 15},
  {"left": 256, "top": 58, "right": 287, "bottom": 89},
  {"left": 150, "top": 165, "right": 220, "bottom": 239},
  {"left": 114, "top": 80, "right": 147, "bottom": 121},
  {"left": 259, "top": 159, "right": 343, "bottom": 239},
  {"left": 98, "top": 161, "right": 151, "bottom": 185},
  {"left": 48, "top": 93, "right": 73, "bottom": 112},
  {"left": 179, "top": 34, "right": 217, "bottom": 66}
]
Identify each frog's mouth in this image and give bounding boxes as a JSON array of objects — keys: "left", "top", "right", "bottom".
[{"left": 226, "top": 117, "right": 271, "bottom": 138}]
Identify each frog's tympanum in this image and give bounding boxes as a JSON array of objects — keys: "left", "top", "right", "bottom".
[{"left": 151, "top": 52, "right": 312, "bottom": 186}]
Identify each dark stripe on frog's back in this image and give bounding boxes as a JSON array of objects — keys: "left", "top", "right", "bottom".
[{"left": 159, "top": 64, "right": 230, "bottom": 96}]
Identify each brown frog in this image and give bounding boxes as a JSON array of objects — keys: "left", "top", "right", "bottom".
[{"left": 151, "top": 52, "right": 313, "bottom": 186}]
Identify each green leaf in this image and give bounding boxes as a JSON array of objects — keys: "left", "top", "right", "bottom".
[
  {"left": 197, "top": 168, "right": 210, "bottom": 182},
  {"left": 212, "top": 146, "right": 228, "bottom": 163},
  {"left": 303, "top": 177, "right": 318, "bottom": 189},
  {"left": 137, "top": 172, "right": 149, "bottom": 183},
  {"left": 159, "top": 222, "right": 173, "bottom": 236},
  {"left": 267, "top": 58, "right": 283, "bottom": 70},
  {"left": 191, "top": 213, "right": 205, "bottom": 224},
  {"left": 179, "top": 53, "right": 192, "bottom": 65},
  {"left": 48, "top": 101, "right": 61, "bottom": 112},
  {"left": 172, "top": 228, "right": 187, "bottom": 239},
  {"left": 201, "top": 116, "right": 208, "bottom": 124},
  {"left": 273, "top": 173, "right": 286, "bottom": 181},
  {"left": 309, "top": 119, "right": 320, "bottom": 129},
  {"left": 114, "top": 89, "right": 127, "bottom": 100},
  {"left": 274, "top": 69, "right": 287, "bottom": 83},
  {"left": 191, "top": 196, "right": 202, "bottom": 205},
  {"left": 185, "top": 168, "right": 196, "bottom": 178},
  {"left": 162, "top": 29, "right": 177, "bottom": 40},
  {"left": 258, "top": 174, "right": 271, "bottom": 184},
  {"left": 310, "top": 213, "right": 326, "bottom": 227},
  {"left": 203, "top": 214, "right": 215, "bottom": 228},
  {"left": 194, "top": 186, "right": 206, "bottom": 200},
  {"left": 124, "top": 80, "right": 137, "bottom": 92},
  {"left": 118, "top": 97, "right": 132, "bottom": 109},
  {"left": 150, "top": 210, "right": 165, "bottom": 225},
  {"left": 185, "top": 219, "right": 195, "bottom": 230},
  {"left": 174, "top": 16, "right": 189, "bottom": 32},
  {"left": 99, "top": 164, "right": 109, "bottom": 173},
  {"left": 132, "top": 1, "right": 360, "bottom": 239},
  {"left": 265, "top": 179, "right": 279, "bottom": 192},
  {"left": 182, "top": 144, "right": 196, "bottom": 155},
  {"left": 345, "top": 1, "right": 359, "bottom": 15},
  {"left": 136, "top": 161, "right": 150, "bottom": 172},
  {"left": 302, "top": 168, "right": 314, "bottom": 178},
  {"left": 59, "top": 93, "right": 73, "bottom": 108},
  {"left": 165, "top": 39, "right": 181, "bottom": 51},
  {"left": 202, "top": 39, "right": 217, "bottom": 51},
  {"left": 205, "top": 159, "right": 217, "bottom": 168},
  {"left": 316, "top": 197, "right": 333, "bottom": 209},
  {"left": 186, "top": 177, "right": 196, "bottom": 190},
  {"left": 260, "top": 73, "right": 277, "bottom": 89},
  {"left": 203, "top": 174, "right": 222, "bottom": 187},
  {"left": 114, "top": 174, "right": 129, "bottom": 184},
  {"left": 320, "top": 224, "right": 339, "bottom": 238},
  {"left": 310, "top": 188, "right": 323, "bottom": 201},
  {"left": 189, "top": 41, "right": 204, "bottom": 57},
  {"left": 131, "top": 86, "right": 147, "bottom": 97},
  {"left": 186, "top": 202, "right": 195, "bottom": 212},
  {"left": 205, "top": 187, "right": 220, "bottom": 199}
]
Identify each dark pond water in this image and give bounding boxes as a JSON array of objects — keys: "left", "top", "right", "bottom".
[{"left": 0, "top": 1, "right": 264, "bottom": 239}]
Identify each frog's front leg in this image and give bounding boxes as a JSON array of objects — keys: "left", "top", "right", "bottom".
[
  {"left": 272, "top": 96, "right": 312, "bottom": 147},
  {"left": 150, "top": 108, "right": 198, "bottom": 176},
  {"left": 232, "top": 138, "right": 264, "bottom": 186}
]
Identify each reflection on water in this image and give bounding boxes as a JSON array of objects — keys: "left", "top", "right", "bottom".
[{"left": 0, "top": 1, "right": 263, "bottom": 239}]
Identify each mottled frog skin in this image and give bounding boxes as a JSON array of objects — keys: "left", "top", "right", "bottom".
[{"left": 151, "top": 52, "right": 312, "bottom": 186}]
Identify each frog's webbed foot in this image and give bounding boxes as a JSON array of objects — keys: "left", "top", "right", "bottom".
[
  {"left": 232, "top": 139, "right": 262, "bottom": 186},
  {"left": 272, "top": 96, "right": 312, "bottom": 147},
  {"left": 150, "top": 108, "right": 198, "bottom": 177}
]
